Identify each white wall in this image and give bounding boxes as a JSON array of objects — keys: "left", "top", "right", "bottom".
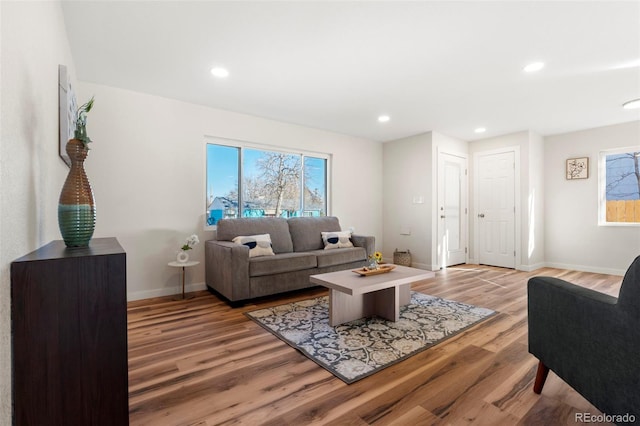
[
  {"left": 76, "top": 82, "right": 383, "bottom": 300},
  {"left": 526, "top": 131, "right": 545, "bottom": 269},
  {"left": 545, "top": 121, "right": 640, "bottom": 274},
  {"left": 382, "top": 131, "right": 467, "bottom": 270},
  {"left": 0, "top": 1, "right": 77, "bottom": 423},
  {"left": 383, "top": 132, "right": 434, "bottom": 269}
]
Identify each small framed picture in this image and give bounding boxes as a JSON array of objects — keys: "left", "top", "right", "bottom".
[{"left": 566, "top": 157, "right": 589, "bottom": 180}]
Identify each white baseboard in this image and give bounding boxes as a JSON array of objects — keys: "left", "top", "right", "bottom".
[
  {"left": 408, "top": 262, "right": 439, "bottom": 271},
  {"left": 542, "top": 262, "right": 625, "bottom": 276},
  {"left": 127, "top": 281, "right": 207, "bottom": 301},
  {"left": 126, "top": 261, "right": 625, "bottom": 302},
  {"left": 517, "top": 262, "right": 546, "bottom": 272},
  {"left": 443, "top": 259, "right": 623, "bottom": 276}
]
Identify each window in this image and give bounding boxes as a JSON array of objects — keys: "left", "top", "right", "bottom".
[
  {"left": 206, "top": 139, "right": 328, "bottom": 226},
  {"left": 599, "top": 148, "right": 640, "bottom": 225}
]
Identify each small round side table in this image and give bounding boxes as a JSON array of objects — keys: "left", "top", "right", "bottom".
[{"left": 168, "top": 260, "right": 199, "bottom": 300}]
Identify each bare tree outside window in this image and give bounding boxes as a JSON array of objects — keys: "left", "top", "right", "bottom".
[{"left": 252, "top": 151, "right": 301, "bottom": 216}]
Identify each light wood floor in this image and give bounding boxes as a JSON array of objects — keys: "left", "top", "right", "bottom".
[{"left": 127, "top": 265, "right": 623, "bottom": 425}]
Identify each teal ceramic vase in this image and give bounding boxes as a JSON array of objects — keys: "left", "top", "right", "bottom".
[{"left": 58, "top": 139, "right": 96, "bottom": 247}]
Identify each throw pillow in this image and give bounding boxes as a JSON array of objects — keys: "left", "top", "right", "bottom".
[
  {"left": 321, "top": 231, "right": 354, "bottom": 250},
  {"left": 232, "top": 234, "right": 275, "bottom": 258}
]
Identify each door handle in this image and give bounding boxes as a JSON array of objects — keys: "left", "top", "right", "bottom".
[
  {"left": 440, "top": 215, "right": 446, "bottom": 219},
  {"left": 478, "top": 213, "right": 485, "bottom": 218}
]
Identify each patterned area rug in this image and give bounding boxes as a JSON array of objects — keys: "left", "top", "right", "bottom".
[{"left": 246, "top": 292, "right": 496, "bottom": 384}]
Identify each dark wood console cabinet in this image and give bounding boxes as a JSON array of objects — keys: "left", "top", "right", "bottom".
[{"left": 11, "top": 238, "right": 129, "bottom": 426}]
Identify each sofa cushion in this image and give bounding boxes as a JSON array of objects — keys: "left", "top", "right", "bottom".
[
  {"left": 321, "top": 231, "right": 354, "bottom": 250},
  {"left": 249, "top": 252, "right": 317, "bottom": 277},
  {"left": 311, "top": 247, "right": 367, "bottom": 268},
  {"left": 288, "top": 216, "right": 342, "bottom": 252},
  {"left": 232, "top": 234, "right": 275, "bottom": 258},
  {"left": 216, "top": 217, "right": 293, "bottom": 253}
]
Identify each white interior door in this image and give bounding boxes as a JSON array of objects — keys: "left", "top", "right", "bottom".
[
  {"left": 477, "top": 151, "right": 515, "bottom": 268},
  {"left": 437, "top": 152, "right": 468, "bottom": 267}
]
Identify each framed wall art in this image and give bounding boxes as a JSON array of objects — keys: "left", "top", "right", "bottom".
[
  {"left": 58, "top": 64, "right": 77, "bottom": 167},
  {"left": 566, "top": 157, "right": 589, "bottom": 180}
]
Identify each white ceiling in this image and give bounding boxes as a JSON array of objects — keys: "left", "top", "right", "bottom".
[{"left": 61, "top": 1, "right": 640, "bottom": 143}]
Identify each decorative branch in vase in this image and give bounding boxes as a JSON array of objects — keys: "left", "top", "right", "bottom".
[{"left": 74, "top": 97, "right": 94, "bottom": 148}]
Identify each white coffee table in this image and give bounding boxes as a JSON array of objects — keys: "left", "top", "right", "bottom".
[{"left": 310, "top": 265, "right": 435, "bottom": 326}]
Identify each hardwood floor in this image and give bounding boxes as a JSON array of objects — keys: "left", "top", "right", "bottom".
[{"left": 127, "top": 265, "right": 623, "bottom": 425}]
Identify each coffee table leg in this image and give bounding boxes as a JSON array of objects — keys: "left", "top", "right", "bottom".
[
  {"left": 365, "top": 284, "right": 411, "bottom": 322},
  {"left": 328, "top": 284, "right": 413, "bottom": 326},
  {"left": 398, "top": 283, "right": 411, "bottom": 305},
  {"left": 366, "top": 286, "right": 399, "bottom": 322},
  {"left": 329, "top": 289, "right": 366, "bottom": 326}
]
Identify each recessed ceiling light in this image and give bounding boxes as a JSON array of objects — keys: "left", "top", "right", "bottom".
[
  {"left": 523, "top": 62, "right": 545, "bottom": 73},
  {"left": 378, "top": 115, "right": 390, "bottom": 123},
  {"left": 622, "top": 98, "right": 640, "bottom": 109},
  {"left": 210, "top": 67, "right": 229, "bottom": 78},
  {"left": 475, "top": 127, "right": 486, "bottom": 133}
]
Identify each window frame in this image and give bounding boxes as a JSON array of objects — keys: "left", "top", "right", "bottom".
[
  {"left": 204, "top": 136, "right": 331, "bottom": 229},
  {"left": 598, "top": 146, "right": 640, "bottom": 227}
]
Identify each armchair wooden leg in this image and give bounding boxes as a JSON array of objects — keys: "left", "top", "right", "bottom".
[{"left": 533, "top": 361, "right": 550, "bottom": 394}]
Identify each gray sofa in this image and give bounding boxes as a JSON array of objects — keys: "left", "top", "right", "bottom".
[{"left": 205, "top": 216, "right": 375, "bottom": 302}]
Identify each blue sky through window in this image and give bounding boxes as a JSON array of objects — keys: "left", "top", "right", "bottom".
[
  {"left": 606, "top": 152, "right": 639, "bottom": 201},
  {"left": 206, "top": 144, "right": 238, "bottom": 200},
  {"left": 304, "top": 156, "right": 326, "bottom": 200}
]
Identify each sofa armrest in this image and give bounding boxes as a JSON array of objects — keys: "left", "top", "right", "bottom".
[
  {"left": 351, "top": 234, "right": 375, "bottom": 258},
  {"left": 205, "top": 240, "right": 251, "bottom": 301}
]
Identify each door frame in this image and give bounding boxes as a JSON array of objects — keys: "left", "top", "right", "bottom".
[
  {"left": 472, "top": 146, "right": 521, "bottom": 269},
  {"left": 436, "top": 150, "right": 468, "bottom": 269}
]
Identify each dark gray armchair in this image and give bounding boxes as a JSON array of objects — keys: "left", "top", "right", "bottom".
[{"left": 528, "top": 256, "right": 640, "bottom": 419}]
